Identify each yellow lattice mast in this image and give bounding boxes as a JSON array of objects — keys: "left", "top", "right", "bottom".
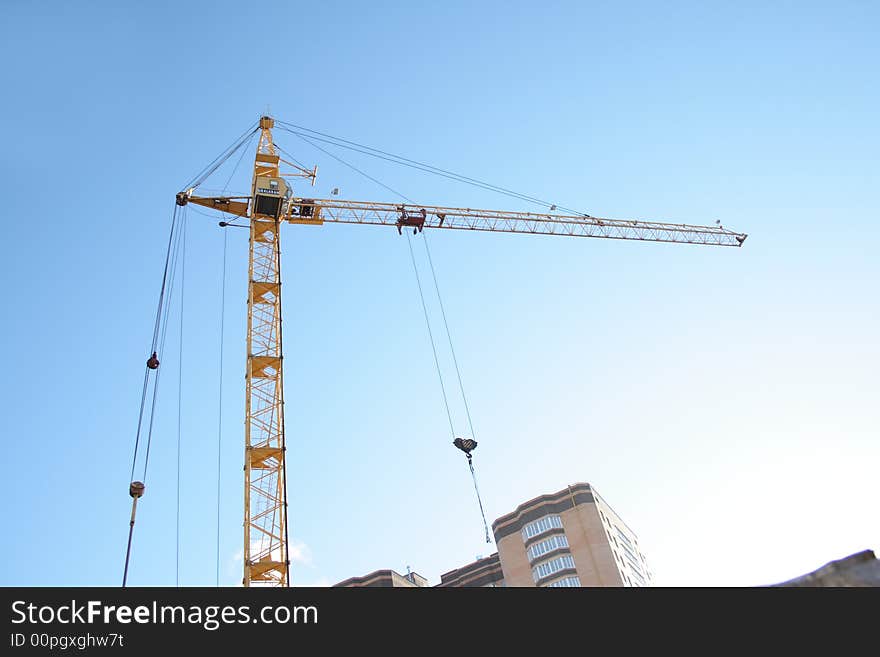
[
  {"left": 240, "top": 117, "right": 318, "bottom": 586},
  {"left": 242, "top": 116, "right": 290, "bottom": 585}
]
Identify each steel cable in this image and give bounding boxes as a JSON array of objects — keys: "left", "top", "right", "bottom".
[{"left": 275, "top": 121, "right": 586, "bottom": 215}]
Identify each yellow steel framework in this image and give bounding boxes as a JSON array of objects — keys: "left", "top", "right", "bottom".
[
  {"left": 243, "top": 117, "right": 289, "bottom": 586},
  {"left": 178, "top": 116, "right": 747, "bottom": 587}
]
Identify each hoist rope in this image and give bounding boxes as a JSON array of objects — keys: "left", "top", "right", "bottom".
[
  {"left": 139, "top": 366, "right": 162, "bottom": 484},
  {"left": 419, "top": 233, "right": 491, "bottom": 543},
  {"left": 129, "top": 203, "right": 180, "bottom": 483},
  {"left": 280, "top": 134, "right": 450, "bottom": 431},
  {"left": 421, "top": 232, "right": 491, "bottom": 543},
  {"left": 141, "top": 206, "right": 186, "bottom": 483},
  {"left": 215, "top": 229, "right": 227, "bottom": 587},
  {"left": 175, "top": 211, "right": 187, "bottom": 587},
  {"left": 123, "top": 202, "right": 187, "bottom": 586},
  {"left": 288, "top": 131, "right": 493, "bottom": 543},
  {"left": 294, "top": 130, "right": 456, "bottom": 438},
  {"left": 405, "top": 231, "right": 456, "bottom": 438},
  {"left": 422, "top": 232, "right": 477, "bottom": 442},
  {"left": 468, "top": 457, "right": 491, "bottom": 543},
  {"left": 129, "top": 373, "right": 151, "bottom": 485},
  {"left": 125, "top": 120, "right": 254, "bottom": 587}
]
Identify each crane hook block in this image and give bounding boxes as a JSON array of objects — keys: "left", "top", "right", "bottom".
[
  {"left": 453, "top": 437, "right": 478, "bottom": 457},
  {"left": 129, "top": 481, "right": 145, "bottom": 498},
  {"left": 146, "top": 352, "right": 160, "bottom": 370}
]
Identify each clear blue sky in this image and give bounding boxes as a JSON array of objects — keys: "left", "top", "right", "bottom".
[{"left": 1, "top": 1, "right": 877, "bottom": 587}]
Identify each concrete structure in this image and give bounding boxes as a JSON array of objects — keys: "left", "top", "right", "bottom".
[
  {"left": 336, "top": 482, "right": 651, "bottom": 588},
  {"left": 492, "top": 482, "right": 651, "bottom": 587}
]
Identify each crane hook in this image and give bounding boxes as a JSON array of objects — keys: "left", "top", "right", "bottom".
[
  {"left": 453, "top": 437, "right": 478, "bottom": 458},
  {"left": 146, "top": 352, "right": 160, "bottom": 370}
]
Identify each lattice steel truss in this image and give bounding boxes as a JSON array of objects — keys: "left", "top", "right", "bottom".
[
  {"left": 243, "top": 118, "right": 289, "bottom": 586},
  {"left": 190, "top": 198, "right": 747, "bottom": 247}
]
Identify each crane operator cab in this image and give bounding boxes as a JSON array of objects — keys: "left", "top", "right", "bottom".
[{"left": 253, "top": 176, "right": 291, "bottom": 219}]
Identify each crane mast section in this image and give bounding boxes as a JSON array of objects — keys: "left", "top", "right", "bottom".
[{"left": 243, "top": 118, "right": 288, "bottom": 587}]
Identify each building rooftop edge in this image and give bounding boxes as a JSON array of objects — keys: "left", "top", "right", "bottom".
[
  {"left": 333, "top": 568, "right": 428, "bottom": 587},
  {"left": 491, "top": 482, "right": 593, "bottom": 531},
  {"left": 438, "top": 553, "right": 500, "bottom": 581}
]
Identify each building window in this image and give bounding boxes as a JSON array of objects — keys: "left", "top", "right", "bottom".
[
  {"left": 628, "top": 565, "right": 648, "bottom": 587},
  {"left": 527, "top": 534, "right": 569, "bottom": 562},
  {"left": 625, "top": 554, "right": 644, "bottom": 574},
  {"left": 532, "top": 554, "right": 576, "bottom": 582},
  {"left": 618, "top": 539, "right": 640, "bottom": 564},
  {"left": 614, "top": 526, "right": 634, "bottom": 549},
  {"left": 546, "top": 575, "right": 581, "bottom": 588},
  {"left": 521, "top": 514, "right": 563, "bottom": 541}
]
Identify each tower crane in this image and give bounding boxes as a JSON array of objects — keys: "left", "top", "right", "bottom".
[{"left": 171, "top": 116, "right": 747, "bottom": 587}]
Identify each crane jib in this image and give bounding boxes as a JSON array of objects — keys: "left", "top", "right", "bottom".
[{"left": 182, "top": 192, "right": 747, "bottom": 247}]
